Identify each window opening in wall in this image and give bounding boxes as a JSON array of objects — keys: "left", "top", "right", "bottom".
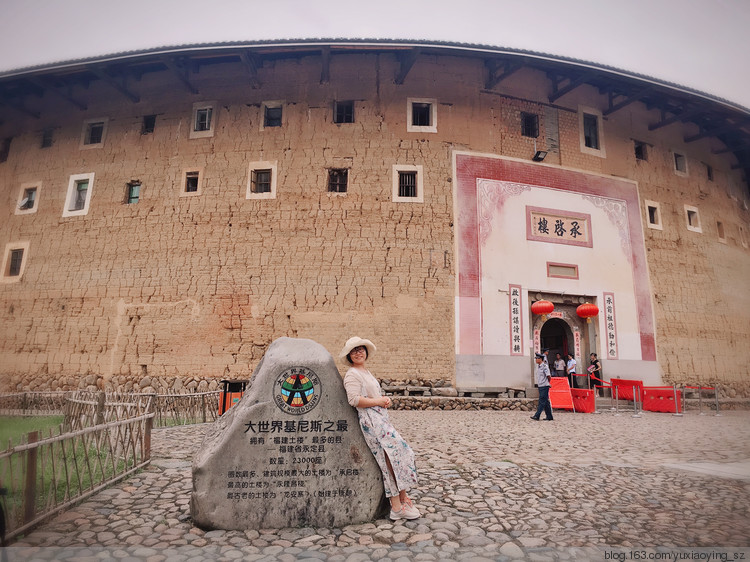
[
  {"left": 398, "top": 171, "right": 418, "bottom": 198},
  {"left": 251, "top": 169, "right": 272, "bottom": 193},
  {"left": 142, "top": 115, "right": 156, "bottom": 134},
  {"left": 71, "top": 179, "right": 89, "bottom": 211},
  {"left": 127, "top": 181, "right": 141, "bottom": 204},
  {"left": 185, "top": 172, "right": 199, "bottom": 193},
  {"left": 84, "top": 122, "right": 104, "bottom": 145},
  {"left": 194, "top": 108, "right": 212, "bottom": 132},
  {"left": 648, "top": 205, "right": 659, "bottom": 225},
  {"left": 674, "top": 152, "right": 687, "bottom": 174},
  {"left": 19, "top": 187, "right": 37, "bottom": 210},
  {"left": 328, "top": 169, "right": 348, "bottom": 193},
  {"left": 634, "top": 141, "right": 647, "bottom": 161},
  {"left": 8, "top": 249, "right": 23, "bottom": 277},
  {"left": 334, "top": 101, "right": 354, "bottom": 124},
  {"left": 685, "top": 206, "right": 702, "bottom": 232},
  {"left": 717, "top": 221, "right": 726, "bottom": 242},
  {"left": 264, "top": 106, "right": 282, "bottom": 127},
  {"left": 582, "top": 113, "right": 599, "bottom": 150},
  {"left": 705, "top": 163, "right": 714, "bottom": 181},
  {"left": 41, "top": 128, "right": 54, "bottom": 148},
  {"left": 411, "top": 102, "right": 432, "bottom": 127},
  {"left": 521, "top": 112, "right": 539, "bottom": 138},
  {"left": 0, "top": 137, "right": 12, "bottom": 162}
]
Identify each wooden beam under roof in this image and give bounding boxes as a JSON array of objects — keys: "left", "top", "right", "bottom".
[
  {"left": 485, "top": 60, "right": 522, "bottom": 90},
  {"left": 0, "top": 98, "right": 40, "bottom": 119},
  {"left": 648, "top": 106, "right": 703, "bottom": 131},
  {"left": 684, "top": 118, "right": 750, "bottom": 143},
  {"left": 603, "top": 87, "right": 652, "bottom": 116},
  {"left": 28, "top": 77, "right": 87, "bottom": 111},
  {"left": 320, "top": 46, "right": 331, "bottom": 84},
  {"left": 548, "top": 72, "right": 595, "bottom": 103},
  {"left": 161, "top": 57, "right": 199, "bottom": 95},
  {"left": 88, "top": 66, "right": 140, "bottom": 103},
  {"left": 394, "top": 48, "right": 420, "bottom": 85},
  {"left": 714, "top": 140, "right": 750, "bottom": 154},
  {"left": 239, "top": 50, "right": 262, "bottom": 89}
]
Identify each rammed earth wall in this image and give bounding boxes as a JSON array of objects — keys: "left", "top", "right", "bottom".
[{"left": 0, "top": 49, "right": 749, "bottom": 397}]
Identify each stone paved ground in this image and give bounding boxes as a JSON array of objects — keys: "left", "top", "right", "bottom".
[{"left": 6, "top": 409, "right": 750, "bottom": 561}]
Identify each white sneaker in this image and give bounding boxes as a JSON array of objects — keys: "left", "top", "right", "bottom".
[
  {"left": 402, "top": 501, "right": 421, "bottom": 519},
  {"left": 389, "top": 505, "right": 419, "bottom": 520}
]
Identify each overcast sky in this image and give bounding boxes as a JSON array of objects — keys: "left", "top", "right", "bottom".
[{"left": 2, "top": 0, "right": 749, "bottom": 109}]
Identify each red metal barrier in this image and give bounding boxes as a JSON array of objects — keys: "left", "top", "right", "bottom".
[
  {"left": 610, "top": 378, "right": 644, "bottom": 401},
  {"left": 571, "top": 389, "right": 595, "bottom": 413},
  {"left": 642, "top": 387, "right": 682, "bottom": 413},
  {"left": 549, "top": 377, "right": 574, "bottom": 410}
]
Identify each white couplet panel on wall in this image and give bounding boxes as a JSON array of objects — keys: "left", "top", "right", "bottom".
[{"left": 454, "top": 152, "right": 661, "bottom": 389}]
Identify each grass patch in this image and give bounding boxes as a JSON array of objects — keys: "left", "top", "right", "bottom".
[{"left": 0, "top": 415, "right": 64, "bottom": 449}]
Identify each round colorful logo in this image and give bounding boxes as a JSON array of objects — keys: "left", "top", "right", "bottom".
[{"left": 274, "top": 366, "right": 321, "bottom": 415}]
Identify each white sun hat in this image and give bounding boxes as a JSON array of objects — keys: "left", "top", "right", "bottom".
[{"left": 339, "top": 336, "right": 376, "bottom": 363}]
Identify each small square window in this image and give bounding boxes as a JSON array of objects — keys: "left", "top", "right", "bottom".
[
  {"left": 85, "top": 122, "right": 104, "bottom": 145},
  {"left": 142, "top": 115, "right": 156, "bottom": 135},
  {"left": 246, "top": 161, "right": 277, "bottom": 199},
  {"left": 20, "top": 187, "right": 37, "bottom": 210},
  {"left": 2, "top": 242, "right": 30, "bottom": 283},
  {"left": 41, "top": 128, "right": 54, "bottom": 148},
  {"left": 264, "top": 105, "right": 282, "bottom": 128},
  {"left": 407, "top": 98, "right": 437, "bottom": 133},
  {"left": 126, "top": 181, "right": 141, "bottom": 204},
  {"left": 190, "top": 102, "right": 216, "bottom": 139},
  {"left": 579, "top": 107, "right": 605, "bottom": 157},
  {"left": 252, "top": 169, "right": 272, "bottom": 193},
  {"left": 392, "top": 164, "right": 424, "bottom": 203},
  {"left": 80, "top": 119, "right": 107, "bottom": 148},
  {"left": 634, "top": 141, "right": 648, "bottom": 161},
  {"left": 334, "top": 101, "right": 354, "bottom": 124},
  {"left": 521, "top": 113, "right": 539, "bottom": 138},
  {"left": 328, "top": 169, "right": 348, "bottom": 193},
  {"left": 63, "top": 173, "right": 95, "bottom": 217},
  {"left": 685, "top": 205, "right": 702, "bottom": 233},
  {"left": 0, "top": 137, "right": 11, "bottom": 162},
  {"left": 16, "top": 181, "right": 41, "bottom": 214},
  {"left": 705, "top": 163, "right": 714, "bottom": 182},
  {"left": 645, "top": 200, "right": 662, "bottom": 231},
  {"left": 673, "top": 151, "right": 688, "bottom": 175},
  {"left": 717, "top": 221, "right": 726, "bottom": 243},
  {"left": 411, "top": 103, "right": 431, "bottom": 127},
  {"left": 185, "top": 172, "right": 200, "bottom": 193}
]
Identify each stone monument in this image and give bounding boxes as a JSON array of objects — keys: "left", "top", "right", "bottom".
[{"left": 191, "top": 337, "right": 387, "bottom": 529}]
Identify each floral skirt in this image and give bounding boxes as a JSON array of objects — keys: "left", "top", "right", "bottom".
[{"left": 357, "top": 406, "right": 418, "bottom": 497}]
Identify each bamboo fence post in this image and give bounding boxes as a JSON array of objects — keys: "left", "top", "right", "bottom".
[{"left": 23, "top": 431, "right": 39, "bottom": 525}]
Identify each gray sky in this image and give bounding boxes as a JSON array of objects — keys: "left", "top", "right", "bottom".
[{"left": 2, "top": 0, "right": 749, "bottom": 109}]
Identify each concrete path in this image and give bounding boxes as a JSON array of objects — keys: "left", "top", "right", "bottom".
[{"left": 5, "top": 409, "right": 750, "bottom": 561}]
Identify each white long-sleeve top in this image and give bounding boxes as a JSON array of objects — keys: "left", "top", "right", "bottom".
[{"left": 343, "top": 366, "right": 382, "bottom": 408}]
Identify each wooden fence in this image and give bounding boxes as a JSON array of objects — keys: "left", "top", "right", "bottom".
[{"left": 0, "top": 395, "right": 155, "bottom": 541}]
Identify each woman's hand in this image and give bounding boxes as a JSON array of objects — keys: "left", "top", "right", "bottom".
[{"left": 379, "top": 396, "right": 391, "bottom": 408}]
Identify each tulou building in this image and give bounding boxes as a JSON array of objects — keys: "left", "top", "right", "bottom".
[{"left": 1, "top": 40, "right": 749, "bottom": 397}]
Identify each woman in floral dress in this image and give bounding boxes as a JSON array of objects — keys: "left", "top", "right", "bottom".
[{"left": 340, "top": 336, "right": 420, "bottom": 520}]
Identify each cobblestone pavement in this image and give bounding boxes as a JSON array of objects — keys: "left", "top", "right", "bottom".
[{"left": 6, "top": 409, "right": 750, "bottom": 561}]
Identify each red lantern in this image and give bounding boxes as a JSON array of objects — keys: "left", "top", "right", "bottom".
[
  {"left": 531, "top": 300, "right": 554, "bottom": 320},
  {"left": 576, "top": 302, "right": 599, "bottom": 323}
]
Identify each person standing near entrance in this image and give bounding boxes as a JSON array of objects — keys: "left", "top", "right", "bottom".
[
  {"left": 589, "top": 353, "right": 602, "bottom": 395},
  {"left": 531, "top": 352, "right": 553, "bottom": 421},
  {"left": 566, "top": 353, "right": 578, "bottom": 388},
  {"left": 553, "top": 353, "right": 566, "bottom": 378}
]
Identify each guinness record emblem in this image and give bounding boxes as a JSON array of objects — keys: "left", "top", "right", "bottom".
[{"left": 274, "top": 366, "right": 321, "bottom": 415}]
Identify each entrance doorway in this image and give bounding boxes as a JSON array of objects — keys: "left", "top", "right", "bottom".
[{"left": 540, "top": 318, "right": 572, "bottom": 371}]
